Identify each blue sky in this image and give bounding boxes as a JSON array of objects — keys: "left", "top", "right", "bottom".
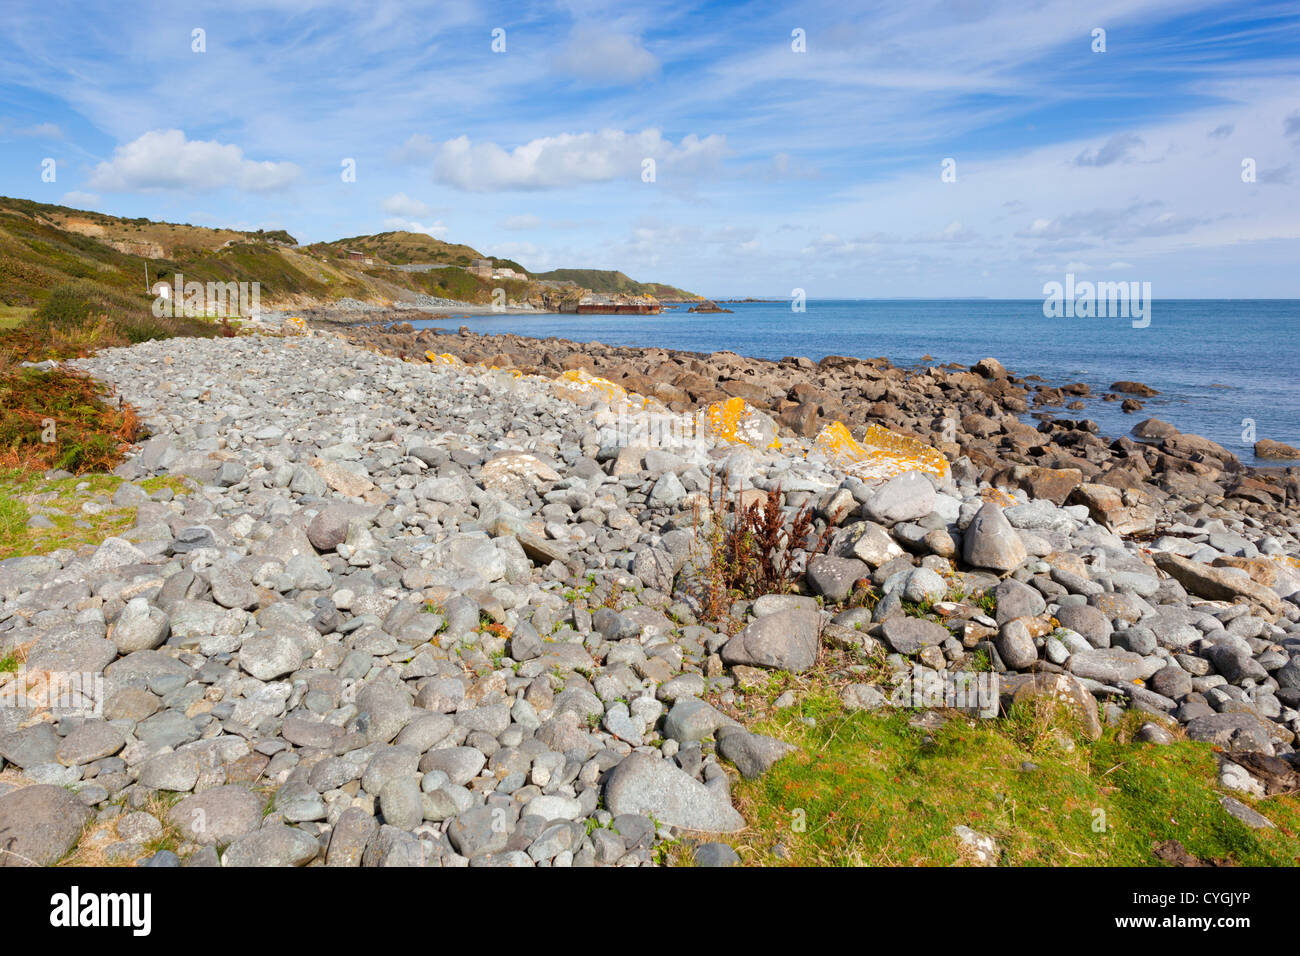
[{"left": 1, "top": 0, "right": 1298, "bottom": 297}]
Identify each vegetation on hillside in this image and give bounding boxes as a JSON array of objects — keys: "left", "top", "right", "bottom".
[
  {"left": 533, "top": 268, "right": 700, "bottom": 300},
  {"left": 319, "top": 230, "right": 485, "bottom": 267},
  {"left": 1, "top": 196, "right": 700, "bottom": 318}
]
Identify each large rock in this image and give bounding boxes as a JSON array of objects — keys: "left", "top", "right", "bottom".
[
  {"left": 1067, "top": 483, "right": 1156, "bottom": 537},
  {"left": 995, "top": 465, "right": 1082, "bottom": 506},
  {"left": 995, "top": 619, "right": 1038, "bottom": 670},
  {"left": 604, "top": 753, "right": 745, "bottom": 832},
  {"left": 962, "top": 503, "right": 1026, "bottom": 572},
  {"left": 480, "top": 452, "right": 561, "bottom": 496},
  {"left": 1151, "top": 552, "right": 1283, "bottom": 616},
  {"left": 863, "top": 471, "right": 936, "bottom": 523},
  {"left": 221, "top": 824, "right": 320, "bottom": 867},
  {"left": 325, "top": 807, "right": 378, "bottom": 866},
  {"left": 716, "top": 729, "right": 797, "bottom": 779},
  {"left": 1005, "top": 672, "right": 1102, "bottom": 740},
  {"left": 56, "top": 720, "right": 126, "bottom": 766},
  {"left": 1066, "top": 647, "right": 1161, "bottom": 684},
  {"left": 167, "top": 786, "right": 264, "bottom": 846},
  {"left": 0, "top": 784, "right": 91, "bottom": 866},
  {"left": 111, "top": 599, "right": 170, "bottom": 652},
  {"left": 720, "top": 609, "right": 820, "bottom": 673},
  {"left": 880, "top": 616, "right": 950, "bottom": 655},
  {"left": 805, "top": 555, "right": 867, "bottom": 602},
  {"left": 0, "top": 724, "right": 58, "bottom": 768},
  {"left": 1132, "top": 418, "right": 1178, "bottom": 439},
  {"left": 238, "top": 633, "right": 303, "bottom": 681},
  {"left": 632, "top": 547, "right": 676, "bottom": 593},
  {"left": 446, "top": 806, "right": 513, "bottom": 859},
  {"left": 1204, "top": 644, "right": 1267, "bottom": 684},
  {"left": 25, "top": 625, "right": 115, "bottom": 675},
  {"left": 993, "top": 578, "right": 1046, "bottom": 625},
  {"left": 1185, "top": 713, "right": 1275, "bottom": 755},
  {"left": 662, "top": 697, "right": 736, "bottom": 743},
  {"left": 1055, "top": 604, "right": 1112, "bottom": 648},
  {"left": 1254, "top": 438, "right": 1300, "bottom": 461},
  {"left": 310, "top": 457, "right": 375, "bottom": 498},
  {"left": 835, "top": 521, "right": 904, "bottom": 567}
]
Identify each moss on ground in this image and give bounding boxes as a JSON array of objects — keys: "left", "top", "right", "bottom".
[
  {"left": 726, "top": 687, "right": 1300, "bottom": 867},
  {"left": 0, "top": 470, "right": 191, "bottom": 560}
]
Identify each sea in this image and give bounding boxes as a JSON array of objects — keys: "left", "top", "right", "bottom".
[{"left": 410, "top": 299, "right": 1300, "bottom": 467}]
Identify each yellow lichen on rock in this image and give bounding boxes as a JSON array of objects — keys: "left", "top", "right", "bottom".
[
  {"left": 703, "top": 396, "right": 781, "bottom": 450},
  {"left": 425, "top": 351, "right": 465, "bottom": 366},
  {"left": 812, "top": 420, "right": 948, "bottom": 480},
  {"left": 979, "top": 486, "right": 1017, "bottom": 507},
  {"left": 283, "top": 316, "right": 307, "bottom": 335},
  {"left": 551, "top": 368, "right": 653, "bottom": 410},
  {"left": 1268, "top": 554, "right": 1300, "bottom": 597}
]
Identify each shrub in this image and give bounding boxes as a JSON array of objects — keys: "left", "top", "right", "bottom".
[
  {"left": 696, "top": 472, "right": 833, "bottom": 623},
  {"left": 0, "top": 360, "right": 142, "bottom": 474}
]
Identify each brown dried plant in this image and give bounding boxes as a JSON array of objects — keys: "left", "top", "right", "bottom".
[{"left": 696, "top": 468, "right": 833, "bottom": 623}]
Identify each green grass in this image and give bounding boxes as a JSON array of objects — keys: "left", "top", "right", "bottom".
[
  {"left": 138, "top": 474, "right": 193, "bottom": 496},
  {"left": 727, "top": 689, "right": 1300, "bottom": 867},
  {"left": 0, "top": 305, "right": 32, "bottom": 329},
  {"left": 0, "top": 470, "right": 184, "bottom": 560}
]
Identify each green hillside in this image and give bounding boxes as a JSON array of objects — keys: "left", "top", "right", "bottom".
[
  {"left": 0, "top": 196, "right": 698, "bottom": 317},
  {"left": 318, "top": 231, "right": 484, "bottom": 267},
  {"left": 533, "top": 268, "right": 700, "bottom": 300}
]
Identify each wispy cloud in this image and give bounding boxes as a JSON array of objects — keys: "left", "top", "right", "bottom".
[
  {"left": 0, "top": 0, "right": 1296, "bottom": 294},
  {"left": 15, "top": 122, "right": 62, "bottom": 139},
  {"left": 555, "top": 27, "right": 659, "bottom": 85},
  {"left": 1074, "top": 133, "right": 1146, "bottom": 168}
]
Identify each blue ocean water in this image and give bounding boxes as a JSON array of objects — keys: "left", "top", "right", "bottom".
[{"left": 411, "top": 299, "right": 1300, "bottom": 466}]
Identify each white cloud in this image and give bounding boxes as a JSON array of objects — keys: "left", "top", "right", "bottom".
[
  {"left": 16, "top": 122, "right": 62, "bottom": 139},
  {"left": 382, "top": 217, "right": 449, "bottom": 238},
  {"left": 555, "top": 27, "right": 659, "bottom": 85},
  {"left": 60, "top": 191, "right": 100, "bottom": 208},
  {"left": 501, "top": 214, "right": 541, "bottom": 230},
  {"left": 87, "top": 129, "right": 299, "bottom": 193},
  {"left": 381, "top": 192, "right": 438, "bottom": 217},
  {"left": 431, "top": 128, "right": 726, "bottom": 191}
]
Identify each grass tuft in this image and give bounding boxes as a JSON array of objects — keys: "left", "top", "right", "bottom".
[{"left": 727, "top": 686, "right": 1300, "bottom": 867}]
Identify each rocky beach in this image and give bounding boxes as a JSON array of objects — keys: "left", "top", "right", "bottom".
[{"left": 0, "top": 317, "right": 1297, "bottom": 868}]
